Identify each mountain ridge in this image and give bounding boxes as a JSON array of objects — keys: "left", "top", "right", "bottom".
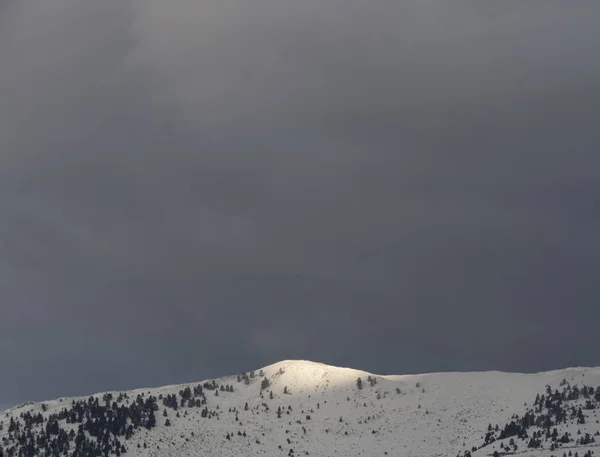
[
  {"left": 6, "top": 360, "right": 599, "bottom": 412},
  {"left": 2, "top": 360, "right": 600, "bottom": 457}
]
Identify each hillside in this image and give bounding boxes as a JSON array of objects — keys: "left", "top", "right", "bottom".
[{"left": 2, "top": 360, "right": 600, "bottom": 457}]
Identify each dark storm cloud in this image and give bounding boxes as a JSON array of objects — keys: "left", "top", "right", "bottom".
[{"left": 1, "top": 0, "right": 600, "bottom": 406}]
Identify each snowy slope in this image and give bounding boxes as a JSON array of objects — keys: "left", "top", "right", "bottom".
[{"left": 2, "top": 360, "right": 600, "bottom": 457}]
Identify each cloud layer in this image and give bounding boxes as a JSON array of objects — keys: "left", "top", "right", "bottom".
[{"left": 1, "top": 0, "right": 599, "bottom": 406}]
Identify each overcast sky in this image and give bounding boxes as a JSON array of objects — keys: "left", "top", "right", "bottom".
[{"left": 1, "top": 0, "right": 599, "bottom": 409}]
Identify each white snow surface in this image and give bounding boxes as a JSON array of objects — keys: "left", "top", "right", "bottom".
[{"left": 2, "top": 360, "right": 600, "bottom": 457}]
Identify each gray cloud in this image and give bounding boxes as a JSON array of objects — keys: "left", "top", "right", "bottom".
[{"left": 1, "top": 0, "right": 599, "bottom": 407}]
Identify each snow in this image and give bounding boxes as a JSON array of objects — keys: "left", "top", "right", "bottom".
[{"left": 2, "top": 360, "right": 600, "bottom": 457}]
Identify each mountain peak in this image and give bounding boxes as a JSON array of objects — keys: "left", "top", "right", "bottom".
[{"left": 261, "top": 358, "right": 371, "bottom": 376}]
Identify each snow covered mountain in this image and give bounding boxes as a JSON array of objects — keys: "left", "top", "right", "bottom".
[{"left": 2, "top": 360, "right": 600, "bottom": 457}]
